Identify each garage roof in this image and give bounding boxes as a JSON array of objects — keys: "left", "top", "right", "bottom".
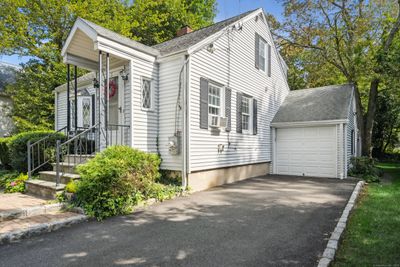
[{"left": 272, "top": 84, "right": 354, "bottom": 123}]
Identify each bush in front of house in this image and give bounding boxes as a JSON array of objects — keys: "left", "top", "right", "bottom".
[
  {"left": 0, "top": 137, "right": 12, "bottom": 168},
  {"left": 7, "top": 131, "right": 66, "bottom": 172},
  {"left": 348, "top": 156, "right": 381, "bottom": 182},
  {"left": 4, "top": 173, "right": 28, "bottom": 193},
  {"left": 74, "top": 146, "right": 162, "bottom": 220}
]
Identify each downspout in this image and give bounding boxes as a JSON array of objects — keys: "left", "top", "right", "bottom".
[{"left": 181, "top": 55, "right": 190, "bottom": 189}]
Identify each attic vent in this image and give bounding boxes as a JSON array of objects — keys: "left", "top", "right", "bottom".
[{"left": 177, "top": 26, "right": 193, "bottom": 37}]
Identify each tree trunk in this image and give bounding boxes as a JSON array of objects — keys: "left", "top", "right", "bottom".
[
  {"left": 363, "top": 78, "right": 380, "bottom": 157},
  {"left": 353, "top": 82, "right": 365, "bottom": 155}
]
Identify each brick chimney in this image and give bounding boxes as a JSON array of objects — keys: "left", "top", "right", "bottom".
[{"left": 176, "top": 25, "right": 193, "bottom": 37}]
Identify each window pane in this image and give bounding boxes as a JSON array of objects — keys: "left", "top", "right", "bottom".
[
  {"left": 82, "top": 98, "right": 91, "bottom": 128},
  {"left": 208, "top": 84, "right": 222, "bottom": 126},
  {"left": 259, "top": 39, "right": 266, "bottom": 71},
  {"left": 242, "top": 114, "right": 249, "bottom": 130},
  {"left": 142, "top": 79, "right": 151, "bottom": 109}
]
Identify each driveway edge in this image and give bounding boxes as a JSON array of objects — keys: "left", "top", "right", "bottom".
[{"left": 317, "top": 180, "right": 365, "bottom": 267}]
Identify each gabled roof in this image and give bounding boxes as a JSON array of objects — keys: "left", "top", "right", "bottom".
[
  {"left": 272, "top": 84, "right": 354, "bottom": 124},
  {"left": 152, "top": 9, "right": 258, "bottom": 55},
  {"left": 77, "top": 18, "right": 159, "bottom": 56}
]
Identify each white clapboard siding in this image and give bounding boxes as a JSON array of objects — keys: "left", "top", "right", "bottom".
[
  {"left": 158, "top": 56, "right": 184, "bottom": 170},
  {"left": 188, "top": 14, "right": 290, "bottom": 172},
  {"left": 130, "top": 57, "right": 159, "bottom": 153},
  {"left": 56, "top": 90, "right": 68, "bottom": 130}
]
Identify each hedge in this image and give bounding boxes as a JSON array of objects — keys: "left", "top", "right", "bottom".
[
  {"left": 0, "top": 137, "right": 11, "bottom": 168},
  {"left": 8, "top": 131, "right": 66, "bottom": 172}
]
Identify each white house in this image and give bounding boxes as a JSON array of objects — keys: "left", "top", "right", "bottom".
[{"left": 49, "top": 8, "right": 359, "bottom": 192}]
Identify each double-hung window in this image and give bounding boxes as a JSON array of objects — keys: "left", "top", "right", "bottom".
[
  {"left": 141, "top": 78, "right": 152, "bottom": 110},
  {"left": 208, "top": 83, "right": 222, "bottom": 127},
  {"left": 258, "top": 38, "right": 266, "bottom": 72},
  {"left": 241, "top": 96, "right": 251, "bottom": 132}
]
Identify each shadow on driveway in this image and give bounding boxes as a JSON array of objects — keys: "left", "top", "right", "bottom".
[{"left": 0, "top": 175, "right": 357, "bottom": 267}]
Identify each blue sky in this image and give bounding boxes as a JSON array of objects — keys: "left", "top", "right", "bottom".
[{"left": 0, "top": 0, "right": 284, "bottom": 66}]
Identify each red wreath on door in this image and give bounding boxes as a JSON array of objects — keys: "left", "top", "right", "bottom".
[{"left": 108, "top": 80, "right": 117, "bottom": 98}]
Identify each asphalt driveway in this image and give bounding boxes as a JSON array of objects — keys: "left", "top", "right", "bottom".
[{"left": 0, "top": 175, "right": 357, "bottom": 267}]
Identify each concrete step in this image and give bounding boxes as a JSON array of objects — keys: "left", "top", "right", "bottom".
[
  {"left": 0, "top": 203, "right": 62, "bottom": 222},
  {"left": 52, "top": 162, "right": 78, "bottom": 174},
  {"left": 0, "top": 210, "right": 87, "bottom": 244},
  {"left": 63, "top": 154, "right": 94, "bottom": 164},
  {"left": 39, "top": 171, "right": 80, "bottom": 184},
  {"left": 25, "top": 180, "right": 65, "bottom": 199}
]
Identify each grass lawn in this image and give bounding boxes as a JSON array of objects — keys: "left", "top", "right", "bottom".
[{"left": 333, "top": 162, "right": 400, "bottom": 266}]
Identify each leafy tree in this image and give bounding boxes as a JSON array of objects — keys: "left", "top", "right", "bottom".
[
  {"left": 129, "top": 0, "right": 216, "bottom": 45},
  {"left": 0, "top": 0, "right": 216, "bottom": 132},
  {"left": 372, "top": 81, "right": 400, "bottom": 157},
  {"left": 272, "top": 0, "right": 400, "bottom": 156}
]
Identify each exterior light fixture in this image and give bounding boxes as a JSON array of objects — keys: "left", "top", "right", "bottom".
[
  {"left": 93, "top": 78, "right": 99, "bottom": 88},
  {"left": 207, "top": 43, "right": 216, "bottom": 53},
  {"left": 120, "top": 67, "right": 129, "bottom": 81}
]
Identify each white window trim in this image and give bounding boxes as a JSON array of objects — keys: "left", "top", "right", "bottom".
[
  {"left": 241, "top": 96, "right": 253, "bottom": 134},
  {"left": 258, "top": 38, "right": 267, "bottom": 73},
  {"left": 141, "top": 77, "right": 154, "bottom": 111},
  {"left": 208, "top": 82, "right": 225, "bottom": 128}
]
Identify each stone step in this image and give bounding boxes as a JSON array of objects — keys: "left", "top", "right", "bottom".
[
  {"left": 52, "top": 162, "right": 78, "bottom": 174},
  {"left": 63, "top": 154, "right": 94, "bottom": 164},
  {"left": 0, "top": 203, "right": 62, "bottom": 222},
  {"left": 25, "top": 180, "right": 66, "bottom": 199},
  {"left": 0, "top": 210, "right": 87, "bottom": 244},
  {"left": 39, "top": 171, "right": 80, "bottom": 184}
]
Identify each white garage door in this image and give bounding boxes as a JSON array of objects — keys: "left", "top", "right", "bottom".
[{"left": 275, "top": 126, "right": 337, "bottom": 178}]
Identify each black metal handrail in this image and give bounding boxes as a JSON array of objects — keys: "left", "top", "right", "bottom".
[
  {"left": 107, "top": 124, "right": 130, "bottom": 146},
  {"left": 55, "top": 123, "right": 99, "bottom": 185},
  {"left": 27, "top": 126, "right": 68, "bottom": 179}
]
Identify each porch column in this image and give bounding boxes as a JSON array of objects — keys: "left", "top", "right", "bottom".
[
  {"left": 105, "top": 53, "right": 110, "bottom": 146},
  {"left": 74, "top": 65, "right": 78, "bottom": 132},
  {"left": 98, "top": 51, "right": 106, "bottom": 151},
  {"left": 67, "top": 64, "right": 70, "bottom": 132}
]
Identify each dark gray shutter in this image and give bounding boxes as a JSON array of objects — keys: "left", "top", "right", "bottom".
[
  {"left": 225, "top": 87, "right": 231, "bottom": 132},
  {"left": 253, "top": 99, "right": 258, "bottom": 135},
  {"left": 255, "top": 33, "right": 260, "bottom": 69},
  {"left": 267, "top": 44, "right": 272, "bottom": 77},
  {"left": 200, "top": 77, "right": 208, "bottom": 129},
  {"left": 236, "top": 92, "right": 242, "bottom": 133}
]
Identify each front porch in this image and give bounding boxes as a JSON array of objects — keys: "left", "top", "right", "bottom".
[{"left": 25, "top": 18, "right": 153, "bottom": 198}]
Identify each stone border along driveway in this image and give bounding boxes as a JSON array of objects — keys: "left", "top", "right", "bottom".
[
  {"left": 317, "top": 180, "right": 365, "bottom": 267},
  {"left": 0, "top": 194, "right": 185, "bottom": 245}
]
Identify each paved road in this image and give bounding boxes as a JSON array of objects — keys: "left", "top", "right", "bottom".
[{"left": 0, "top": 176, "right": 356, "bottom": 267}]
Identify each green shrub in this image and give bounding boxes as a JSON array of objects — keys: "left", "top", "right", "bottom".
[
  {"left": 65, "top": 180, "right": 78, "bottom": 193},
  {"left": 4, "top": 173, "right": 28, "bottom": 193},
  {"left": 145, "top": 183, "right": 181, "bottom": 201},
  {"left": 348, "top": 156, "right": 381, "bottom": 182},
  {"left": 0, "top": 137, "right": 11, "bottom": 168},
  {"left": 8, "top": 131, "right": 66, "bottom": 172},
  {"left": 75, "top": 146, "right": 161, "bottom": 220},
  {"left": 0, "top": 170, "right": 19, "bottom": 188}
]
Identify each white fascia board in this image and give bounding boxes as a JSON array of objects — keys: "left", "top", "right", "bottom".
[
  {"left": 271, "top": 119, "right": 348, "bottom": 128},
  {"left": 187, "top": 8, "right": 262, "bottom": 55},
  {"left": 63, "top": 53, "right": 99, "bottom": 71},
  {"left": 95, "top": 37, "right": 156, "bottom": 63},
  {"left": 157, "top": 51, "right": 187, "bottom": 63},
  {"left": 61, "top": 20, "right": 97, "bottom": 57}
]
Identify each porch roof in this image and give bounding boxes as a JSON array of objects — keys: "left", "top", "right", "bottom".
[{"left": 61, "top": 18, "right": 158, "bottom": 70}]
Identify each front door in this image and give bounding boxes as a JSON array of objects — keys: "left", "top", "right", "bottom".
[{"left": 107, "top": 76, "right": 124, "bottom": 145}]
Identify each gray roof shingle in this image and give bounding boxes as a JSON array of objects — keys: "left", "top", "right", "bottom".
[
  {"left": 152, "top": 9, "right": 258, "bottom": 55},
  {"left": 272, "top": 84, "right": 354, "bottom": 124}
]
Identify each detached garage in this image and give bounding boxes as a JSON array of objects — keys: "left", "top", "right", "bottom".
[{"left": 271, "top": 84, "right": 360, "bottom": 179}]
